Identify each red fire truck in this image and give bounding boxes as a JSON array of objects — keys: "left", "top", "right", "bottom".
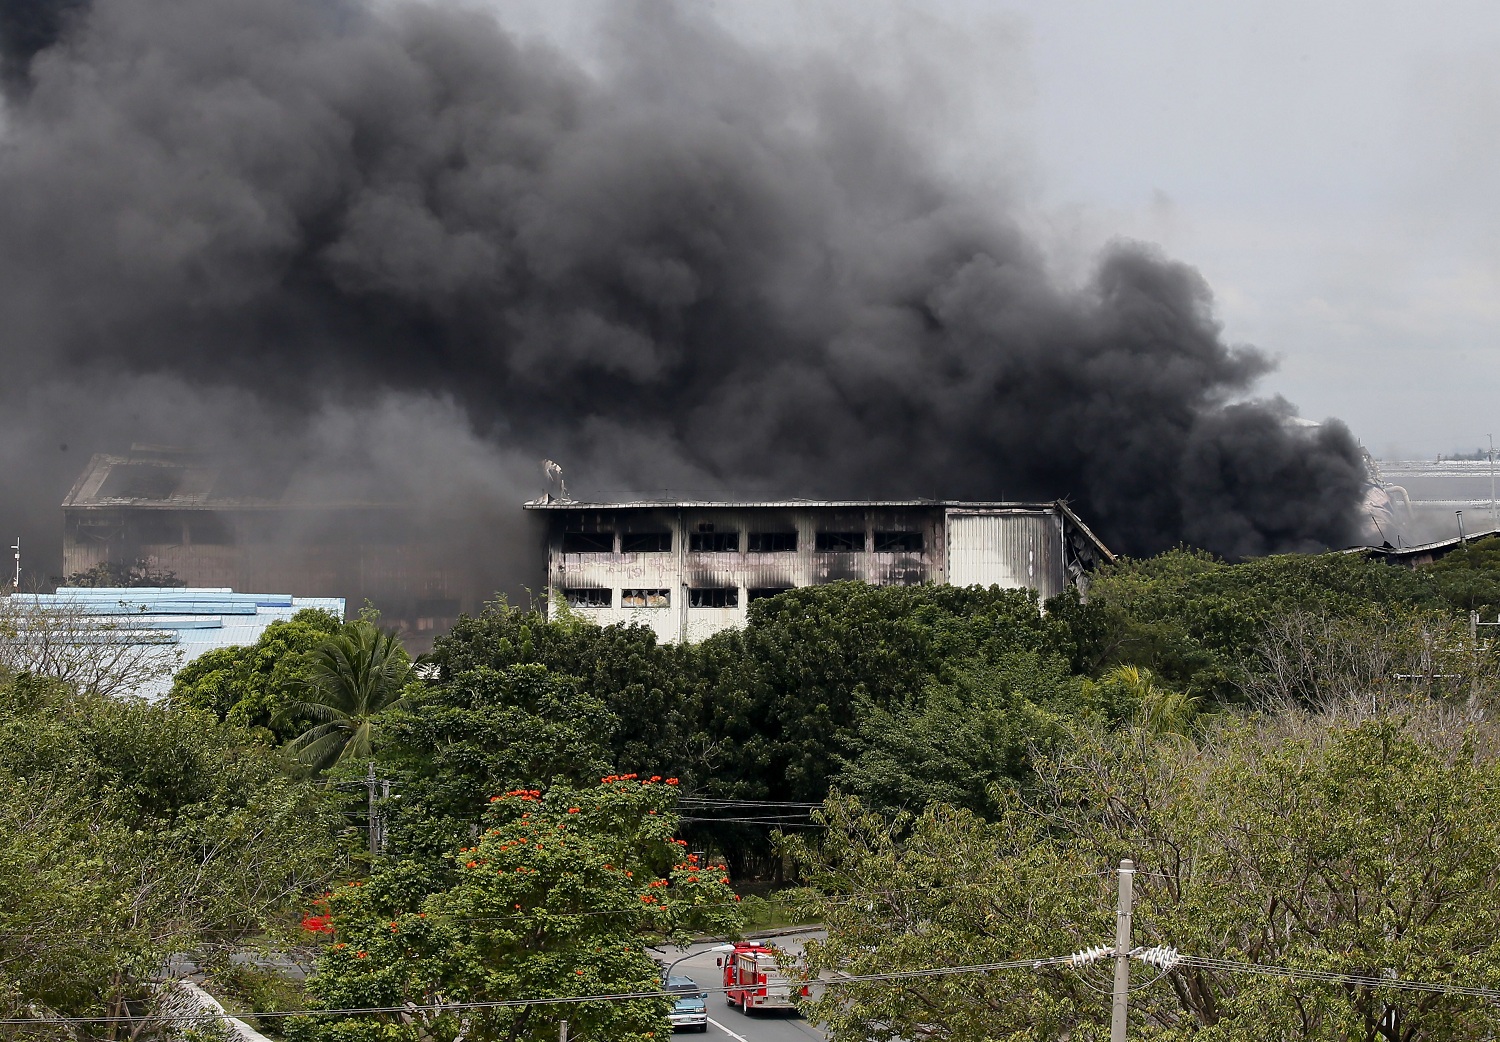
[{"left": 718, "top": 942, "right": 803, "bottom": 1014}]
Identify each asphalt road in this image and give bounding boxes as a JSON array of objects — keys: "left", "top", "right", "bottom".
[{"left": 655, "top": 932, "right": 829, "bottom": 1042}]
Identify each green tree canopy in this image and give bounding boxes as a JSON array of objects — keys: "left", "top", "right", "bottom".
[
  {"left": 290, "top": 776, "right": 742, "bottom": 1042},
  {"left": 0, "top": 668, "right": 345, "bottom": 1028},
  {"left": 279, "top": 621, "right": 415, "bottom": 773},
  {"left": 170, "top": 607, "right": 343, "bottom": 739},
  {"left": 383, "top": 663, "right": 618, "bottom": 854},
  {"left": 791, "top": 708, "right": 1500, "bottom": 1041}
]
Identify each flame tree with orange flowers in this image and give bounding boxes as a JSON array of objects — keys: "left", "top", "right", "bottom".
[{"left": 288, "top": 774, "right": 743, "bottom": 1042}]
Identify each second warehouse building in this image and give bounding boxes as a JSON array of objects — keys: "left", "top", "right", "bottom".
[{"left": 526, "top": 499, "right": 1113, "bottom": 643}]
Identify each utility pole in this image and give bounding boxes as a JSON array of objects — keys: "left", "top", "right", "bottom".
[
  {"left": 367, "top": 761, "right": 379, "bottom": 857},
  {"left": 559, "top": 1020, "right": 568, "bottom": 1042},
  {"left": 1111, "top": 859, "right": 1135, "bottom": 1042}
]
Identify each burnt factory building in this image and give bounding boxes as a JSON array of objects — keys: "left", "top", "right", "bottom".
[
  {"left": 62, "top": 447, "right": 495, "bottom": 650},
  {"left": 527, "top": 499, "right": 1113, "bottom": 643}
]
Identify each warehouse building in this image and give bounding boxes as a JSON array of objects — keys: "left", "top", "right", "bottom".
[
  {"left": 61, "top": 447, "right": 491, "bottom": 650},
  {"left": 8, "top": 587, "right": 344, "bottom": 701},
  {"left": 525, "top": 499, "right": 1113, "bottom": 643}
]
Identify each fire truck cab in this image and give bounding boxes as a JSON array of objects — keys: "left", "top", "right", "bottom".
[{"left": 718, "top": 942, "right": 800, "bottom": 1014}]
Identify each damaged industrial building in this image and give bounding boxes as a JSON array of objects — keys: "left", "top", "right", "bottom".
[
  {"left": 527, "top": 499, "right": 1113, "bottom": 643},
  {"left": 61, "top": 447, "right": 499, "bottom": 649}
]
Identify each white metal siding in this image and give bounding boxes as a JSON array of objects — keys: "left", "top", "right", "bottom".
[{"left": 945, "top": 511, "right": 1066, "bottom": 599}]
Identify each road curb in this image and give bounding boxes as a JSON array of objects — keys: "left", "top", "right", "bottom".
[{"left": 690, "top": 924, "right": 823, "bottom": 943}]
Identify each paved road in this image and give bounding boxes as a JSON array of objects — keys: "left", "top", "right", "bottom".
[{"left": 655, "top": 932, "right": 828, "bottom": 1042}]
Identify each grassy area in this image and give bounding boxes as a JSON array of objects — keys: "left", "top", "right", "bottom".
[{"left": 734, "top": 887, "right": 820, "bottom": 933}]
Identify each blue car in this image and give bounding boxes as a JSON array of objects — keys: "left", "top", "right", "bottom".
[{"left": 666, "top": 974, "right": 709, "bottom": 1032}]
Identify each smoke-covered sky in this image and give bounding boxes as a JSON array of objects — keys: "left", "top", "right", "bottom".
[{"left": 0, "top": 0, "right": 1387, "bottom": 577}]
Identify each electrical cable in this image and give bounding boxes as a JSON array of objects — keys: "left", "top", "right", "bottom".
[
  {"left": 0, "top": 953, "right": 1077, "bottom": 1025},
  {"left": 1175, "top": 954, "right": 1500, "bottom": 1000}
]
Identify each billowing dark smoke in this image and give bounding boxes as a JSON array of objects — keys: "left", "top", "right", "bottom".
[{"left": 0, "top": 0, "right": 1364, "bottom": 579}]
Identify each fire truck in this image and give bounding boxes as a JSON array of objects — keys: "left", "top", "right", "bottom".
[{"left": 718, "top": 942, "right": 803, "bottom": 1014}]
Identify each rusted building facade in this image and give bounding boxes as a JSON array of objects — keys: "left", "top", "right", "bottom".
[
  {"left": 527, "top": 499, "right": 1113, "bottom": 643},
  {"left": 62, "top": 448, "right": 493, "bottom": 650}
]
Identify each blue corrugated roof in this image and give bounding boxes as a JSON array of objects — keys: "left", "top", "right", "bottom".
[{"left": 18, "top": 588, "right": 345, "bottom": 700}]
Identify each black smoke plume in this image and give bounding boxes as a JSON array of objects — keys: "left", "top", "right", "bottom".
[{"left": 0, "top": 0, "right": 1364, "bottom": 588}]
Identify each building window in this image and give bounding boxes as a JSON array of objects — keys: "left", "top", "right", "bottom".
[
  {"left": 874, "top": 531, "right": 924, "bottom": 552},
  {"left": 621, "top": 532, "right": 672, "bottom": 553},
  {"left": 690, "top": 532, "right": 739, "bottom": 552},
  {"left": 563, "top": 588, "right": 611, "bottom": 608},
  {"left": 748, "top": 587, "right": 791, "bottom": 602},
  {"left": 816, "top": 531, "right": 865, "bottom": 551},
  {"left": 689, "top": 587, "right": 739, "bottom": 608},
  {"left": 622, "top": 589, "right": 670, "bottom": 608},
  {"left": 562, "top": 531, "right": 614, "bottom": 553},
  {"left": 748, "top": 532, "right": 797, "bottom": 552}
]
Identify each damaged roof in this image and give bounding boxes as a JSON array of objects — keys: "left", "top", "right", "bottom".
[
  {"left": 62, "top": 448, "right": 402, "bottom": 510},
  {"left": 524, "top": 496, "right": 1115, "bottom": 563}
]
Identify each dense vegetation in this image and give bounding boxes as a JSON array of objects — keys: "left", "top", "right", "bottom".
[{"left": 11, "top": 540, "right": 1500, "bottom": 1039}]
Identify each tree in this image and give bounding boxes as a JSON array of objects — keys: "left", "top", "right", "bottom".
[
  {"left": 170, "top": 607, "right": 343, "bottom": 739},
  {"left": 1046, "top": 549, "right": 1441, "bottom": 704},
  {"left": 791, "top": 707, "right": 1500, "bottom": 1041},
  {"left": 290, "top": 776, "right": 742, "bottom": 1042},
  {"left": 383, "top": 663, "right": 618, "bottom": 854},
  {"left": 279, "top": 622, "right": 414, "bottom": 773},
  {"left": 0, "top": 668, "right": 346, "bottom": 1033},
  {"left": 834, "top": 649, "right": 1107, "bottom": 817},
  {"left": 0, "top": 592, "right": 181, "bottom": 697}
]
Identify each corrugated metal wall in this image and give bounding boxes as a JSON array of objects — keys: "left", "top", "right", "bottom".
[{"left": 945, "top": 510, "right": 1066, "bottom": 599}]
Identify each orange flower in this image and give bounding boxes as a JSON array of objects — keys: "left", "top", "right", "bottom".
[
  {"left": 576, "top": 969, "right": 585, "bottom": 975},
  {"left": 356, "top": 951, "right": 367, "bottom": 959},
  {"left": 568, "top": 807, "right": 580, "bottom": 814},
  {"left": 665, "top": 778, "right": 679, "bottom": 785}
]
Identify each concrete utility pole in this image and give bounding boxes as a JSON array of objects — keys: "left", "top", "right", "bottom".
[
  {"left": 1111, "top": 859, "right": 1135, "bottom": 1042},
  {"left": 367, "top": 761, "right": 379, "bottom": 856},
  {"left": 558, "top": 1020, "right": 568, "bottom": 1042}
]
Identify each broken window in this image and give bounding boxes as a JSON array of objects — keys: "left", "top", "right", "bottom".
[
  {"left": 562, "top": 531, "right": 614, "bottom": 553},
  {"left": 816, "top": 531, "right": 865, "bottom": 552},
  {"left": 748, "top": 587, "right": 792, "bottom": 602},
  {"left": 563, "top": 588, "right": 611, "bottom": 608},
  {"left": 748, "top": 532, "right": 797, "bottom": 552},
  {"left": 622, "top": 589, "right": 670, "bottom": 608},
  {"left": 690, "top": 532, "right": 739, "bottom": 552},
  {"left": 874, "top": 531, "right": 924, "bottom": 552},
  {"left": 689, "top": 587, "right": 739, "bottom": 608},
  {"left": 621, "top": 532, "right": 672, "bottom": 553}
]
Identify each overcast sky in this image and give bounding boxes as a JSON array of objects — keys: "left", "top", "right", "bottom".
[{"left": 490, "top": 0, "right": 1500, "bottom": 460}]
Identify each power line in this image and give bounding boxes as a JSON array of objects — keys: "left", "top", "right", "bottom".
[
  {"left": 0, "top": 954, "right": 1077, "bottom": 1026},
  {"left": 1176, "top": 954, "right": 1500, "bottom": 1000}
]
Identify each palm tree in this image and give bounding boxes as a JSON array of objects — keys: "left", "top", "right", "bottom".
[{"left": 278, "top": 622, "right": 413, "bottom": 773}]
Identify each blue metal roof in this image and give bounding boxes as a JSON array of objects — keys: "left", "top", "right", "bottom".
[{"left": 22, "top": 587, "right": 346, "bottom": 701}]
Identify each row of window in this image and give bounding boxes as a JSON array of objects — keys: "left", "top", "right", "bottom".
[
  {"left": 562, "top": 587, "right": 792, "bottom": 609},
  {"left": 560, "top": 531, "right": 924, "bottom": 554}
]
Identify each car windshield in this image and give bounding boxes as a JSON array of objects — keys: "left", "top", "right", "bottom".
[{"left": 666, "top": 975, "right": 706, "bottom": 1001}]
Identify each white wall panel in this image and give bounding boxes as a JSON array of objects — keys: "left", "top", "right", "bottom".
[{"left": 945, "top": 511, "right": 1066, "bottom": 600}]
